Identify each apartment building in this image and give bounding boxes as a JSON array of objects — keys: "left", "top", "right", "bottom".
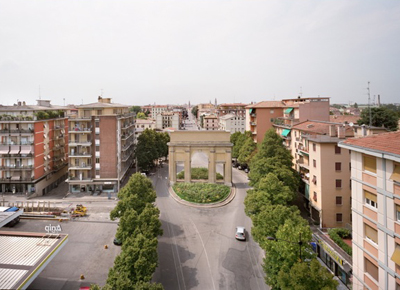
[
  {"left": 340, "top": 131, "right": 400, "bottom": 290},
  {"left": 155, "top": 112, "right": 180, "bottom": 130},
  {"left": 0, "top": 100, "right": 68, "bottom": 196},
  {"left": 67, "top": 97, "right": 135, "bottom": 194},
  {"left": 216, "top": 103, "right": 248, "bottom": 118},
  {"left": 203, "top": 115, "right": 219, "bottom": 131},
  {"left": 142, "top": 105, "right": 169, "bottom": 119},
  {"left": 246, "top": 97, "right": 330, "bottom": 143},
  {"left": 219, "top": 114, "right": 245, "bottom": 133}
]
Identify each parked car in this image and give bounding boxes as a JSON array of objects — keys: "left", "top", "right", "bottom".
[
  {"left": 113, "top": 238, "right": 122, "bottom": 246},
  {"left": 235, "top": 226, "right": 246, "bottom": 241}
]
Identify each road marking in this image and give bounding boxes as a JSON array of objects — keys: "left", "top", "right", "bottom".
[
  {"left": 190, "top": 219, "right": 216, "bottom": 290},
  {"left": 164, "top": 212, "right": 186, "bottom": 290}
]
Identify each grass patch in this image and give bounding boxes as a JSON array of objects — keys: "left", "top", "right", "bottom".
[
  {"left": 173, "top": 182, "right": 230, "bottom": 203},
  {"left": 328, "top": 228, "right": 352, "bottom": 256},
  {"left": 177, "top": 167, "right": 223, "bottom": 180}
]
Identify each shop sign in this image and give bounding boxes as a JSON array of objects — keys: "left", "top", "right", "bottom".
[
  {"left": 45, "top": 224, "right": 62, "bottom": 234},
  {"left": 318, "top": 238, "right": 343, "bottom": 266}
]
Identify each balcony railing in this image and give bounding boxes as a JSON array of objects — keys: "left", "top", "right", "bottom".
[
  {"left": 67, "top": 176, "right": 93, "bottom": 181},
  {"left": 68, "top": 141, "right": 92, "bottom": 147},
  {"left": 69, "top": 152, "right": 92, "bottom": 157},
  {"left": 0, "top": 164, "right": 33, "bottom": 169},
  {"left": 0, "top": 141, "right": 34, "bottom": 145},
  {"left": 0, "top": 177, "right": 34, "bottom": 181},
  {"left": 68, "top": 164, "right": 92, "bottom": 170},
  {"left": 0, "top": 128, "right": 34, "bottom": 134},
  {"left": 69, "top": 127, "right": 92, "bottom": 133}
]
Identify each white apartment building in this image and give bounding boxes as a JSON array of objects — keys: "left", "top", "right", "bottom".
[{"left": 218, "top": 114, "right": 245, "bottom": 133}]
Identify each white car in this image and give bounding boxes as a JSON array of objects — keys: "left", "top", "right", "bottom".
[{"left": 235, "top": 226, "right": 246, "bottom": 241}]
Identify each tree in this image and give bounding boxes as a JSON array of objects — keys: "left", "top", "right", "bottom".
[
  {"left": 232, "top": 131, "right": 253, "bottom": 160},
  {"left": 130, "top": 106, "right": 142, "bottom": 114},
  {"left": 106, "top": 234, "right": 159, "bottom": 288},
  {"left": 110, "top": 173, "right": 156, "bottom": 220},
  {"left": 155, "top": 132, "right": 170, "bottom": 159},
  {"left": 136, "top": 129, "right": 158, "bottom": 171},
  {"left": 133, "top": 282, "right": 164, "bottom": 290},
  {"left": 357, "top": 106, "right": 399, "bottom": 131},
  {"left": 263, "top": 218, "right": 313, "bottom": 289},
  {"left": 238, "top": 137, "right": 256, "bottom": 165},
  {"left": 136, "top": 112, "right": 147, "bottom": 119},
  {"left": 191, "top": 105, "right": 198, "bottom": 118},
  {"left": 255, "top": 173, "right": 295, "bottom": 205},
  {"left": 277, "top": 259, "right": 338, "bottom": 290}
]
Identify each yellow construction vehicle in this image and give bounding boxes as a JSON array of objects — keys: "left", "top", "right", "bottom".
[{"left": 73, "top": 204, "right": 87, "bottom": 217}]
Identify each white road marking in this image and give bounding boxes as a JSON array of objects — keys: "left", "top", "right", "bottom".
[{"left": 190, "top": 219, "right": 216, "bottom": 290}]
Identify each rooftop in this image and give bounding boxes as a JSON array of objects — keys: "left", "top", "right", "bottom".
[
  {"left": 246, "top": 101, "right": 288, "bottom": 109},
  {"left": 341, "top": 131, "right": 400, "bottom": 157}
]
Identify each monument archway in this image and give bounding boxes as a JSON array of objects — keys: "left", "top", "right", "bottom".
[{"left": 168, "top": 131, "right": 233, "bottom": 186}]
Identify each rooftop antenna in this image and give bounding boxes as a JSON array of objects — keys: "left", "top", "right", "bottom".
[
  {"left": 63, "top": 98, "right": 65, "bottom": 106},
  {"left": 299, "top": 86, "right": 303, "bottom": 97},
  {"left": 39, "top": 85, "right": 41, "bottom": 100},
  {"left": 367, "top": 81, "right": 371, "bottom": 127}
]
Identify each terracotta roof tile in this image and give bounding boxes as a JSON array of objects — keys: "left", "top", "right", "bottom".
[
  {"left": 246, "top": 101, "right": 287, "bottom": 109},
  {"left": 341, "top": 131, "right": 400, "bottom": 156},
  {"left": 329, "top": 115, "right": 360, "bottom": 124}
]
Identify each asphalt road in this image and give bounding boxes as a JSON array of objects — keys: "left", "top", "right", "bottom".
[{"left": 152, "top": 153, "right": 269, "bottom": 290}]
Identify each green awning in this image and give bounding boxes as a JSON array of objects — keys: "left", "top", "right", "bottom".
[
  {"left": 284, "top": 107, "right": 294, "bottom": 114},
  {"left": 249, "top": 108, "right": 254, "bottom": 114},
  {"left": 282, "top": 129, "right": 291, "bottom": 137}
]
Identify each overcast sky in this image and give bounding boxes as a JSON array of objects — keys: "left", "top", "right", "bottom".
[{"left": 1, "top": 0, "right": 399, "bottom": 107}]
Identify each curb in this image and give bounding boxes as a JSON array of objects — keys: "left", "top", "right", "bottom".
[{"left": 168, "top": 185, "right": 236, "bottom": 208}]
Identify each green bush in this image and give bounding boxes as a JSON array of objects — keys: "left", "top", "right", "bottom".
[
  {"left": 328, "top": 228, "right": 352, "bottom": 256},
  {"left": 177, "top": 167, "right": 223, "bottom": 180},
  {"left": 173, "top": 182, "right": 230, "bottom": 203}
]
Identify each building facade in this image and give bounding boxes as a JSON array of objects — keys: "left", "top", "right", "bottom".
[
  {"left": 216, "top": 103, "right": 248, "bottom": 118},
  {"left": 203, "top": 115, "right": 219, "bottom": 131},
  {"left": 67, "top": 97, "right": 135, "bottom": 194},
  {"left": 218, "top": 114, "right": 245, "bottom": 133},
  {"left": 0, "top": 100, "right": 68, "bottom": 196},
  {"left": 155, "top": 112, "right": 180, "bottom": 130},
  {"left": 340, "top": 131, "right": 400, "bottom": 290}
]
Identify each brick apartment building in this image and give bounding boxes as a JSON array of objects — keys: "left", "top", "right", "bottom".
[
  {"left": 67, "top": 97, "right": 135, "bottom": 194},
  {"left": 0, "top": 100, "right": 68, "bottom": 196}
]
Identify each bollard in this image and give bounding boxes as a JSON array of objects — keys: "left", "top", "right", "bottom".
[{"left": 104, "top": 245, "right": 108, "bottom": 249}]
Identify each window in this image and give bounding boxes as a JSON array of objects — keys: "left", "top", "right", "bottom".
[
  {"left": 391, "top": 163, "right": 400, "bottom": 182},
  {"left": 313, "top": 143, "right": 316, "bottom": 151},
  {"left": 365, "top": 257, "right": 379, "bottom": 281},
  {"left": 313, "top": 192, "right": 317, "bottom": 201},
  {"left": 397, "top": 205, "right": 400, "bottom": 222},
  {"left": 336, "top": 196, "right": 342, "bottom": 205},
  {"left": 270, "top": 109, "right": 274, "bottom": 114},
  {"left": 313, "top": 159, "right": 316, "bottom": 168},
  {"left": 96, "top": 158, "right": 100, "bottom": 164},
  {"left": 365, "top": 190, "right": 378, "bottom": 209},
  {"left": 335, "top": 162, "right": 341, "bottom": 171},
  {"left": 363, "top": 155, "right": 377, "bottom": 173},
  {"left": 365, "top": 224, "right": 378, "bottom": 244},
  {"left": 335, "top": 145, "right": 341, "bottom": 154},
  {"left": 336, "top": 179, "right": 342, "bottom": 188},
  {"left": 97, "top": 110, "right": 102, "bottom": 116},
  {"left": 312, "top": 175, "right": 317, "bottom": 185},
  {"left": 336, "top": 213, "right": 343, "bottom": 222}
]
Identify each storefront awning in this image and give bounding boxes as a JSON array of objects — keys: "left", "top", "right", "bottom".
[
  {"left": 391, "top": 247, "right": 400, "bottom": 265},
  {"left": 282, "top": 129, "right": 291, "bottom": 137},
  {"left": 284, "top": 107, "right": 294, "bottom": 114}
]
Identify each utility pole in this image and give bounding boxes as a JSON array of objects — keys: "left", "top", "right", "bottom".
[{"left": 367, "top": 81, "right": 372, "bottom": 127}]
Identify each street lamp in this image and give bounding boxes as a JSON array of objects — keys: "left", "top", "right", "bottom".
[{"left": 267, "top": 233, "right": 303, "bottom": 262}]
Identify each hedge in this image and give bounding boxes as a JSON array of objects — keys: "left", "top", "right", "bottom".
[
  {"left": 173, "top": 182, "right": 230, "bottom": 203},
  {"left": 328, "top": 228, "right": 352, "bottom": 256},
  {"left": 177, "top": 167, "right": 223, "bottom": 180}
]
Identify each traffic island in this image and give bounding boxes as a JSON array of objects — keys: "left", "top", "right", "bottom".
[{"left": 169, "top": 182, "right": 235, "bottom": 208}]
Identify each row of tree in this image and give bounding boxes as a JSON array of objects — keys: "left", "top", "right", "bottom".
[
  {"left": 243, "top": 129, "right": 338, "bottom": 289},
  {"left": 136, "top": 129, "right": 170, "bottom": 172},
  {"left": 91, "top": 173, "right": 164, "bottom": 290},
  {"left": 357, "top": 106, "right": 399, "bottom": 131}
]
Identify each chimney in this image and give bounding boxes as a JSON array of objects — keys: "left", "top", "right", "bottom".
[
  {"left": 18, "top": 101, "right": 21, "bottom": 106},
  {"left": 329, "top": 125, "right": 336, "bottom": 137},
  {"left": 23, "top": 101, "right": 26, "bottom": 106},
  {"left": 338, "top": 126, "right": 346, "bottom": 139},
  {"left": 361, "top": 125, "right": 367, "bottom": 136},
  {"left": 377, "top": 95, "right": 381, "bottom": 107},
  {"left": 98, "top": 96, "right": 102, "bottom": 102}
]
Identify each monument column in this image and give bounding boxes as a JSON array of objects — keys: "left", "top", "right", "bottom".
[
  {"left": 184, "top": 147, "right": 191, "bottom": 183},
  {"left": 208, "top": 149, "right": 216, "bottom": 183},
  {"left": 224, "top": 149, "right": 232, "bottom": 186},
  {"left": 169, "top": 148, "right": 176, "bottom": 184}
]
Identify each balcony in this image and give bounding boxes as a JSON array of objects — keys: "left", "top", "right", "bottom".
[
  {"left": 69, "top": 115, "right": 91, "bottom": 120},
  {"left": 250, "top": 113, "right": 256, "bottom": 117},
  {"left": 250, "top": 122, "right": 256, "bottom": 126},
  {"left": 122, "top": 141, "right": 134, "bottom": 151},
  {"left": 69, "top": 141, "right": 92, "bottom": 147},
  {"left": 69, "top": 127, "right": 92, "bottom": 133},
  {"left": 67, "top": 176, "right": 93, "bottom": 182},
  {"left": 69, "top": 151, "right": 92, "bottom": 157},
  {"left": 0, "top": 164, "right": 33, "bottom": 170},
  {"left": 68, "top": 164, "right": 92, "bottom": 170},
  {"left": 0, "top": 141, "right": 34, "bottom": 145},
  {"left": 121, "top": 131, "right": 134, "bottom": 140},
  {"left": 0, "top": 177, "right": 34, "bottom": 182}
]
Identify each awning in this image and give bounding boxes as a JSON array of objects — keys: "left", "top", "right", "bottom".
[
  {"left": 391, "top": 247, "right": 400, "bottom": 265},
  {"left": 11, "top": 176, "right": 20, "bottom": 181},
  {"left": 249, "top": 108, "right": 254, "bottom": 114},
  {"left": 20, "top": 145, "right": 32, "bottom": 154},
  {"left": 284, "top": 107, "right": 294, "bottom": 114},
  {"left": 282, "top": 129, "right": 291, "bottom": 137},
  {"left": 9, "top": 147, "right": 20, "bottom": 154},
  {"left": 0, "top": 146, "right": 9, "bottom": 154}
]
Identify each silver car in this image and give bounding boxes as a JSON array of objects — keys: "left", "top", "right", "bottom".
[{"left": 235, "top": 226, "right": 246, "bottom": 241}]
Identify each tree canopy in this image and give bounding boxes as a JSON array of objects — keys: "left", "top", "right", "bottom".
[
  {"left": 357, "top": 106, "right": 399, "bottom": 131},
  {"left": 136, "top": 129, "right": 169, "bottom": 172},
  {"left": 130, "top": 106, "right": 142, "bottom": 114},
  {"left": 136, "top": 112, "right": 147, "bottom": 119}
]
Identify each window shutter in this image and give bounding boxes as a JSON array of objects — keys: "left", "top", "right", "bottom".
[
  {"left": 363, "top": 155, "right": 377, "bottom": 173},
  {"left": 364, "top": 190, "right": 377, "bottom": 203},
  {"left": 391, "top": 163, "right": 400, "bottom": 182},
  {"left": 365, "top": 224, "right": 378, "bottom": 244}
]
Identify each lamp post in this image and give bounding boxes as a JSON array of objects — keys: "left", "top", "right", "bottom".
[{"left": 267, "top": 233, "right": 303, "bottom": 262}]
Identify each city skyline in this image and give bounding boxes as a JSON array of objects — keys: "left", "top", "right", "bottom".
[{"left": 1, "top": 0, "right": 399, "bottom": 106}]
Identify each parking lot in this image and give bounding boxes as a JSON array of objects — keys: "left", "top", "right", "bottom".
[{"left": 2, "top": 218, "right": 120, "bottom": 290}]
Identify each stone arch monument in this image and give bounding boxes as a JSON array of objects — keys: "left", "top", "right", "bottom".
[{"left": 168, "top": 131, "right": 233, "bottom": 186}]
